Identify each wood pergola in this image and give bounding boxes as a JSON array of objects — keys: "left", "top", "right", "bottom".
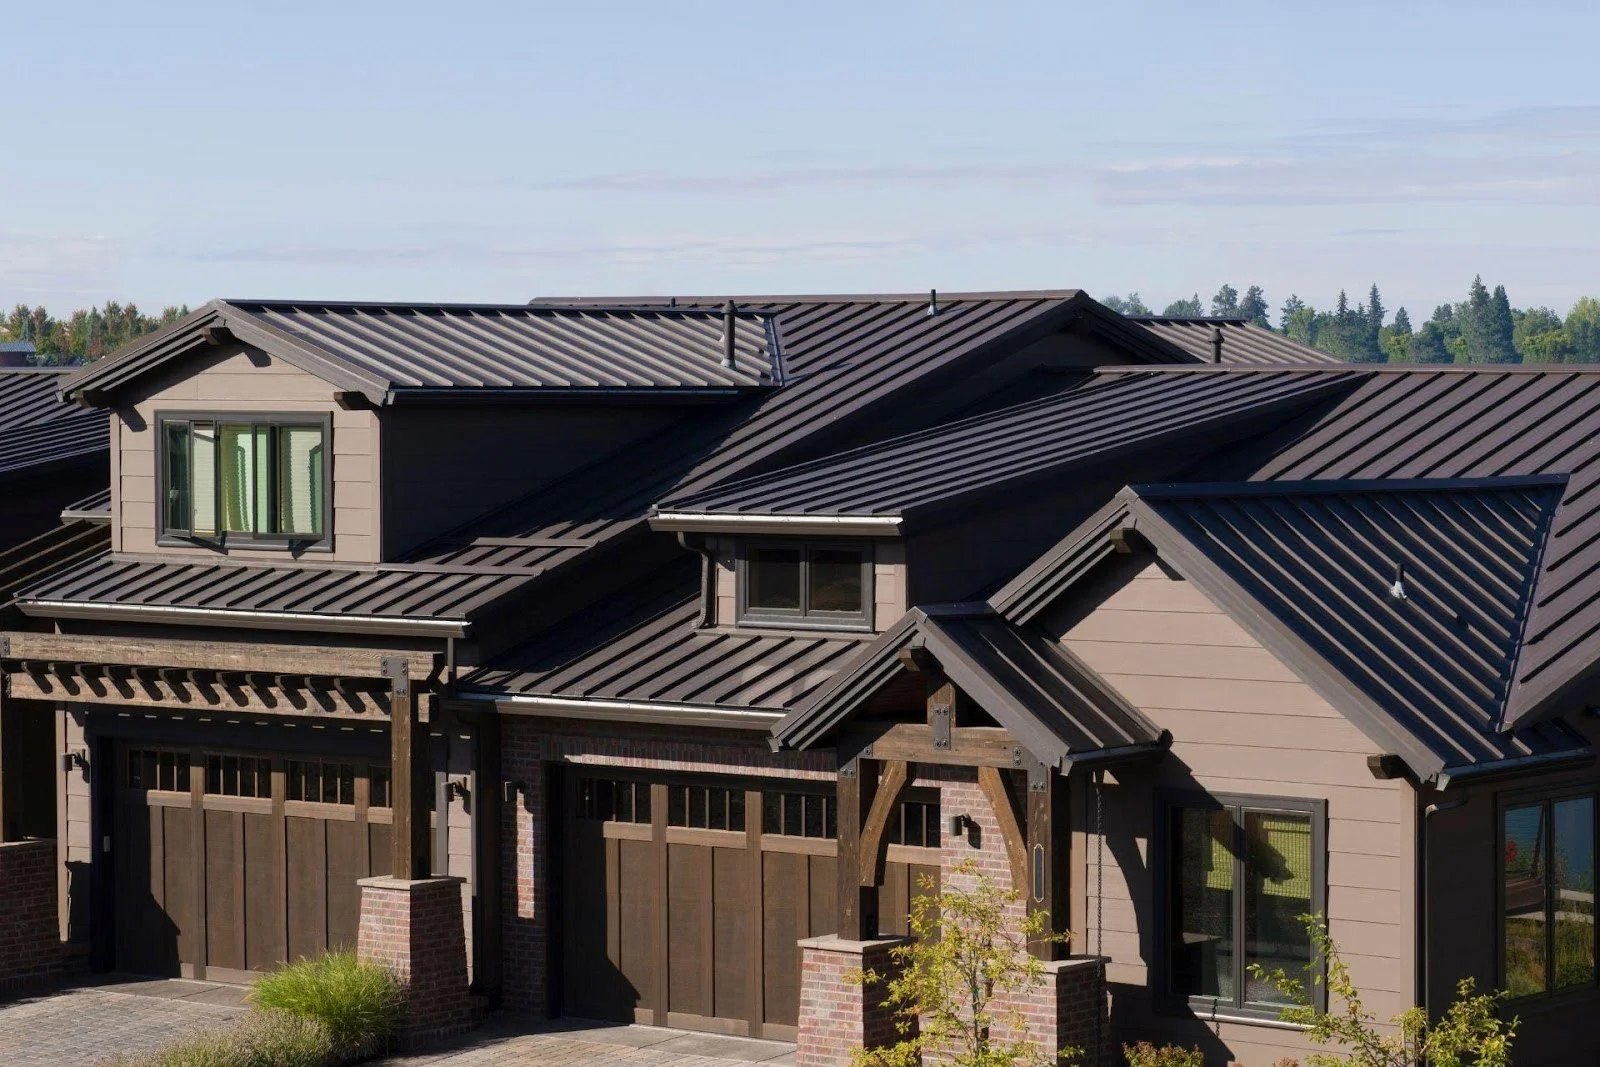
[{"left": 0, "top": 631, "right": 439, "bottom": 879}]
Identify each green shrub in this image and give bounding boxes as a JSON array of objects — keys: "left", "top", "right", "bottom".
[
  {"left": 250, "top": 950, "right": 403, "bottom": 1059},
  {"left": 1122, "top": 1042, "right": 1204, "bottom": 1067},
  {"left": 102, "top": 1011, "right": 334, "bottom": 1067}
]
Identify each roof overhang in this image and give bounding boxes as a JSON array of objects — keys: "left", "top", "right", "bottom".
[
  {"left": 16, "top": 598, "right": 469, "bottom": 639},
  {"left": 453, "top": 690, "right": 783, "bottom": 730},
  {"left": 649, "top": 511, "right": 904, "bottom": 537}
]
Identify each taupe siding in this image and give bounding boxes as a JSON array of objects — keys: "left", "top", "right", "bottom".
[
  {"left": 114, "top": 345, "right": 379, "bottom": 563},
  {"left": 1051, "top": 558, "right": 1416, "bottom": 1065}
]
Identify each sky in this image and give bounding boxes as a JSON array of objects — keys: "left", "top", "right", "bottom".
[{"left": 5, "top": 0, "right": 1600, "bottom": 321}]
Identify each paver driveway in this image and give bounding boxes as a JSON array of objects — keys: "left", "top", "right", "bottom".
[{"left": 0, "top": 977, "right": 796, "bottom": 1066}]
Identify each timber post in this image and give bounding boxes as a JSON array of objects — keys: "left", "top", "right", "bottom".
[
  {"left": 384, "top": 658, "right": 430, "bottom": 880},
  {"left": 835, "top": 755, "right": 880, "bottom": 940}
]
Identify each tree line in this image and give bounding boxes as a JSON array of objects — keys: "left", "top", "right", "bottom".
[
  {"left": 0, "top": 302, "right": 189, "bottom": 365},
  {"left": 1102, "top": 279, "right": 1600, "bottom": 364}
]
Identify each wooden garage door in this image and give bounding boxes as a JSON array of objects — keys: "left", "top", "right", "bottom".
[
  {"left": 113, "top": 745, "right": 418, "bottom": 982},
  {"left": 559, "top": 772, "right": 940, "bottom": 1041}
]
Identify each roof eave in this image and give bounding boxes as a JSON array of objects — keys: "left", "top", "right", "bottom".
[
  {"left": 15, "top": 598, "right": 469, "bottom": 639},
  {"left": 649, "top": 512, "right": 904, "bottom": 537},
  {"left": 453, "top": 691, "right": 783, "bottom": 730}
]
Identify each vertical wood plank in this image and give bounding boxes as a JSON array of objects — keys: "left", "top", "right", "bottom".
[
  {"left": 191, "top": 746, "right": 207, "bottom": 980},
  {"left": 651, "top": 780, "right": 668, "bottom": 1026},
  {"left": 272, "top": 758, "right": 288, "bottom": 970},
  {"left": 745, "top": 788, "right": 764, "bottom": 1034},
  {"left": 836, "top": 757, "right": 880, "bottom": 940}
]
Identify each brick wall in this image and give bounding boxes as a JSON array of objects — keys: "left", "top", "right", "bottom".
[
  {"left": 0, "top": 839, "right": 61, "bottom": 994},
  {"left": 356, "top": 875, "right": 471, "bottom": 1048},
  {"left": 796, "top": 936, "right": 908, "bottom": 1067}
]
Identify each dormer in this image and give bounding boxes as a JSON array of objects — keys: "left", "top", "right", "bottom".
[{"left": 61, "top": 299, "right": 785, "bottom": 565}]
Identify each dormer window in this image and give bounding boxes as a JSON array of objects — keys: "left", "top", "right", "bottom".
[
  {"left": 159, "top": 413, "right": 330, "bottom": 548},
  {"left": 738, "top": 541, "right": 872, "bottom": 629}
]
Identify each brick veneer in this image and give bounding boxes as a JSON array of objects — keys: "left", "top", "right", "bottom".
[
  {"left": 796, "top": 935, "right": 909, "bottom": 1067},
  {"left": 356, "top": 876, "right": 472, "bottom": 1048},
  {"left": 0, "top": 839, "right": 61, "bottom": 994}
]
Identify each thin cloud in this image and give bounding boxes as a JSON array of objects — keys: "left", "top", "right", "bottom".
[{"left": 0, "top": 231, "right": 120, "bottom": 302}]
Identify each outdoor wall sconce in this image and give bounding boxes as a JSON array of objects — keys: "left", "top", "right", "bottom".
[
  {"left": 950, "top": 813, "right": 976, "bottom": 842},
  {"left": 59, "top": 749, "right": 88, "bottom": 773}
]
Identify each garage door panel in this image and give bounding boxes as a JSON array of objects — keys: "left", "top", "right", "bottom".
[
  {"left": 244, "top": 812, "right": 284, "bottom": 970},
  {"left": 163, "top": 806, "right": 200, "bottom": 973},
  {"left": 711, "top": 847, "right": 751, "bottom": 1023},
  {"left": 204, "top": 810, "right": 244, "bottom": 972},
  {"left": 616, "top": 837, "right": 656, "bottom": 1014},
  {"left": 325, "top": 819, "right": 364, "bottom": 952},
  {"left": 667, "top": 843, "right": 711, "bottom": 1017},
  {"left": 762, "top": 851, "right": 805, "bottom": 1029},
  {"left": 286, "top": 816, "right": 329, "bottom": 963}
]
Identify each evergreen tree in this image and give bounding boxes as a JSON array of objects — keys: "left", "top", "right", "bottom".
[
  {"left": 1461, "top": 275, "right": 1495, "bottom": 363},
  {"left": 1568, "top": 297, "right": 1600, "bottom": 363},
  {"left": 1280, "top": 294, "right": 1306, "bottom": 333},
  {"left": 1485, "top": 284, "right": 1517, "bottom": 362},
  {"left": 1210, "top": 284, "right": 1239, "bottom": 317},
  {"left": 1406, "top": 321, "right": 1454, "bottom": 363},
  {"left": 1239, "top": 286, "right": 1270, "bottom": 328},
  {"left": 1379, "top": 307, "right": 1413, "bottom": 362},
  {"left": 1367, "top": 284, "right": 1386, "bottom": 332},
  {"left": 1162, "top": 294, "right": 1205, "bottom": 317},
  {"left": 1101, "top": 293, "right": 1152, "bottom": 316}
]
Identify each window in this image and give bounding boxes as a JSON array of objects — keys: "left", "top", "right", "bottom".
[
  {"left": 125, "top": 749, "right": 190, "bottom": 793},
  {"left": 287, "top": 760, "right": 357, "bottom": 805},
  {"left": 205, "top": 754, "right": 272, "bottom": 798},
  {"left": 764, "top": 791, "right": 837, "bottom": 839},
  {"left": 1502, "top": 794, "right": 1597, "bottom": 999},
  {"left": 887, "top": 798, "right": 942, "bottom": 848},
  {"left": 1160, "top": 793, "right": 1326, "bottom": 1018},
  {"left": 667, "top": 784, "right": 745, "bottom": 831},
  {"left": 159, "top": 414, "right": 329, "bottom": 545},
  {"left": 577, "top": 777, "right": 651, "bottom": 824},
  {"left": 739, "top": 542, "right": 872, "bottom": 628}
]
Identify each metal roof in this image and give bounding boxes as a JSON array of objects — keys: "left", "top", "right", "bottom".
[
  {"left": 60, "top": 487, "right": 112, "bottom": 525},
  {"left": 992, "top": 476, "right": 1591, "bottom": 782},
  {"left": 1128, "top": 317, "right": 1345, "bottom": 365},
  {"left": 0, "top": 369, "right": 108, "bottom": 477},
  {"left": 0, "top": 519, "right": 111, "bottom": 628},
  {"left": 463, "top": 559, "right": 868, "bottom": 715},
  {"left": 652, "top": 368, "right": 1357, "bottom": 522},
  {"left": 1191, "top": 366, "right": 1600, "bottom": 729},
  {"left": 61, "top": 300, "right": 784, "bottom": 406},
  {"left": 0, "top": 341, "right": 36, "bottom": 355},
  {"left": 772, "top": 604, "right": 1167, "bottom": 771}
]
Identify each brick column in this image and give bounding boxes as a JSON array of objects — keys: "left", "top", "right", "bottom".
[
  {"left": 1019, "top": 956, "right": 1110, "bottom": 1067},
  {"left": 0, "top": 839, "right": 61, "bottom": 994},
  {"left": 356, "top": 876, "right": 471, "bottom": 1048},
  {"left": 796, "top": 935, "right": 909, "bottom": 1067}
]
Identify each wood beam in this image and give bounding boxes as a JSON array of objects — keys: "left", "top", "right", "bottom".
[
  {"left": 848, "top": 723, "right": 1024, "bottom": 768},
  {"left": 858, "top": 760, "right": 910, "bottom": 888},
  {"left": 0, "top": 632, "right": 436, "bottom": 681},
  {"left": 5, "top": 668, "right": 388, "bottom": 720},
  {"left": 386, "top": 658, "right": 430, "bottom": 880},
  {"left": 1024, "top": 757, "right": 1064, "bottom": 961},
  {"left": 835, "top": 756, "right": 880, "bottom": 940},
  {"left": 977, "top": 766, "right": 1028, "bottom": 898}
]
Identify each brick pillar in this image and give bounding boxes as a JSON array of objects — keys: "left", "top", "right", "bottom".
[
  {"left": 796, "top": 935, "right": 909, "bottom": 1067},
  {"left": 1030, "top": 956, "right": 1110, "bottom": 1067},
  {"left": 356, "top": 876, "right": 471, "bottom": 1048},
  {"left": 0, "top": 839, "right": 61, "bottom": 994}
]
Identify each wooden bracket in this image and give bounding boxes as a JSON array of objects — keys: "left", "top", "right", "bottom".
[
  {"left": 858, "top": 760, "right": 911, "bottom": 887},
  {"left": 977, "top": 766, "right": 1029, "bottom": 895},
  {"left": 1109, "top": 526, "right": 1144, "bottom": 554}
]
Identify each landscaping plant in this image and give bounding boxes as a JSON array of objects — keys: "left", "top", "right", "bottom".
[
  {"left": 850, "top": 859, "right": 1074, "bottom": 1067},
  {"left": 1121, "top": 1041, "right": 1203, "bottom": 1067},
  {"left": 104, "top": 1010, "right": 335, "bottom": 1067},
  {"left": 1250, "top": 915, "right": 1518, "bottom": 1067},
  {"left": 250, "top": 949, "right": 404, "bottom": 1060}
]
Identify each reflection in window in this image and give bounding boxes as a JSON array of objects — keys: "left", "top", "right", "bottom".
[
  {"left": 287, "top": 760, "right": 357, "bottom": 805},
  {"left": 887, "top": 799, "right": 942, "bottom": 848},
  {"left": 667, "top": 784, "right": 744, "bottom": 831},
  {"left": 161, "top": 417, "right": 326, "bottom": 541},
  {"left": 577, "top": 777, "right": 651, "bottom": 824},
  {"left": 741, "top": 542, "right": 869, "bottom": 626},
  {"left": 205, "top": 754, "right": 272, "bottom": 798},
  {"left": 1167, "top": 799, "right": 1318, "bottom": 1011},
  {"left": 765, "top": 792, "right": 836, "bottom": 839},
  {"left": 125, "top": 749, "right": 190, "bottom": 793},
  {"left": 747, "top": 547, "right": 802, "bottom": 611},
  {"left": 1504, "top": 796, "right": 1598, "bottom": 998}
]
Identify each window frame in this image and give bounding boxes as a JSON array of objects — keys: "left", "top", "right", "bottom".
[
  {"left": 735, "top": 539, "right": 874, "bottom": 631},
  {"left": 155, "top": 410, "right": 334, "bottom": 551},
  {"left": 1153, "top": 789, "right": 1329, "bottom": 1023},
  {"left": 1496, "top": 784, "right": 1600, "bottom": 1003}
]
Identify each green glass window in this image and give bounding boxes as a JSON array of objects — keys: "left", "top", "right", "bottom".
[
  {"left": 1164, "top": 795, "right": 1324, "bottom": 1016},
  {"left": 160, "top": 416, "right": 327, "bottom": 543},
  {"left": 1503, "top": 795, "right": 1598, "bottom": 998}
]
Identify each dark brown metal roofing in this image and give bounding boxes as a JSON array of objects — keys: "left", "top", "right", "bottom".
[
  {"left": 772, "top": 604, "right": 1166, "bottom": 770},
  {"left": 1192, "top": 366, "right": 1600, "bottom": 729},
  {"left": 1129, "top": 317, "right": 1345, "bottom": 365},
  {"left": 60, "top": 487, "right": 112, "bottom": 524},
  {"left": 654, "top": 368, "right": 1357, "bottom": 520},
  {"left": 993, "top": 475, "right": 1591, "bottom": 781},
  {"left": 0, "top": 369, "right": 108, "bottom": 477},
  {"left": 61, "top": 300, "right": 783, "bottom": 405},
  {"left": 463, "top": 559, "right": 868, "bottom": 712},
  {"left": 0, "top": 520, "right": 111, "bottom": 627}
]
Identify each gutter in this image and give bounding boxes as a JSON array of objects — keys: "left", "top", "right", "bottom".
[
  {"left": 17, "top": 599, "right": 470, "bottom": 639},
  {"left": 455, "top": 691, "right": 783, "bottom": 730},
  {"left": 1434, "top": 746, "right": 1595, "bottom": 789},
  {"left": 650, "top": 512, "right": 904, "bottom": 537}
]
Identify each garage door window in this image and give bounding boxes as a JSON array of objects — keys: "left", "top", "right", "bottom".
[
  {"left": 668, "top": 784, "right": 745, "bottom": 831},
  {"left": 764, "top": 792, "right": 836, "bottom": 839},
  {"left": 887, "top": 799, "right": 941, "bottom": 848},
  {"left": 577, "top": 777, "right": 651, "bottom": 823},
  {"left": 287, "top": 760, "right": 357, "bottom": 805},
  {"left": 125, "top": 749, "right": 190, "bottom": 793},
  {"left": 205, "top": 755, "right": 272, "bottom": 798}
]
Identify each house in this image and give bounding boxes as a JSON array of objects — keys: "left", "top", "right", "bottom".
[{"left": 0, "top": 293, "right": 1592, "bottom": 1065}]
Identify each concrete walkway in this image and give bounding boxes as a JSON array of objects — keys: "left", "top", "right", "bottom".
[{"left": 0, "top": 975, "right": 796, "bottom": 1067}]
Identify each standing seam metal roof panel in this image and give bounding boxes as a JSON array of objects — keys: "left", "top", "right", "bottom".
[{"left": 1128, "top": 317, "right": 1345, "bottom": 365}]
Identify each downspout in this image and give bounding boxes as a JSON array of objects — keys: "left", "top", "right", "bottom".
[
  {"left": 679, "top": 532, "right": 717, "bottom": 627},
  {"left": 1417, "top": 790, "right": 1468, "bottom": 1056}
]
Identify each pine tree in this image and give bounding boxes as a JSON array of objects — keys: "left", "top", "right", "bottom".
[
  {"left": 1486, "top": 284, "right": 1517, "bottom": 362},
  {"left": 1279, "top": 295, "right": 1306, "bottom": 332},
  {"left": 1461, "top": 275, "right": 1494, "bottom": 363},
  {"left": 1407, "top": 321, "right": 1454, "bottom": 363},
  {"left": 1211, "top": 284, "right": 1240, "bottom": 317},
  {"left": 1239, "top": 286, "right": 1270, "bottom": 328},
  {"left": 1379, "top": 307, "right": 1413, "bottom": 362},
  {"left": 1162, "top": 294, "right": 1205, "bottom": 317}
]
